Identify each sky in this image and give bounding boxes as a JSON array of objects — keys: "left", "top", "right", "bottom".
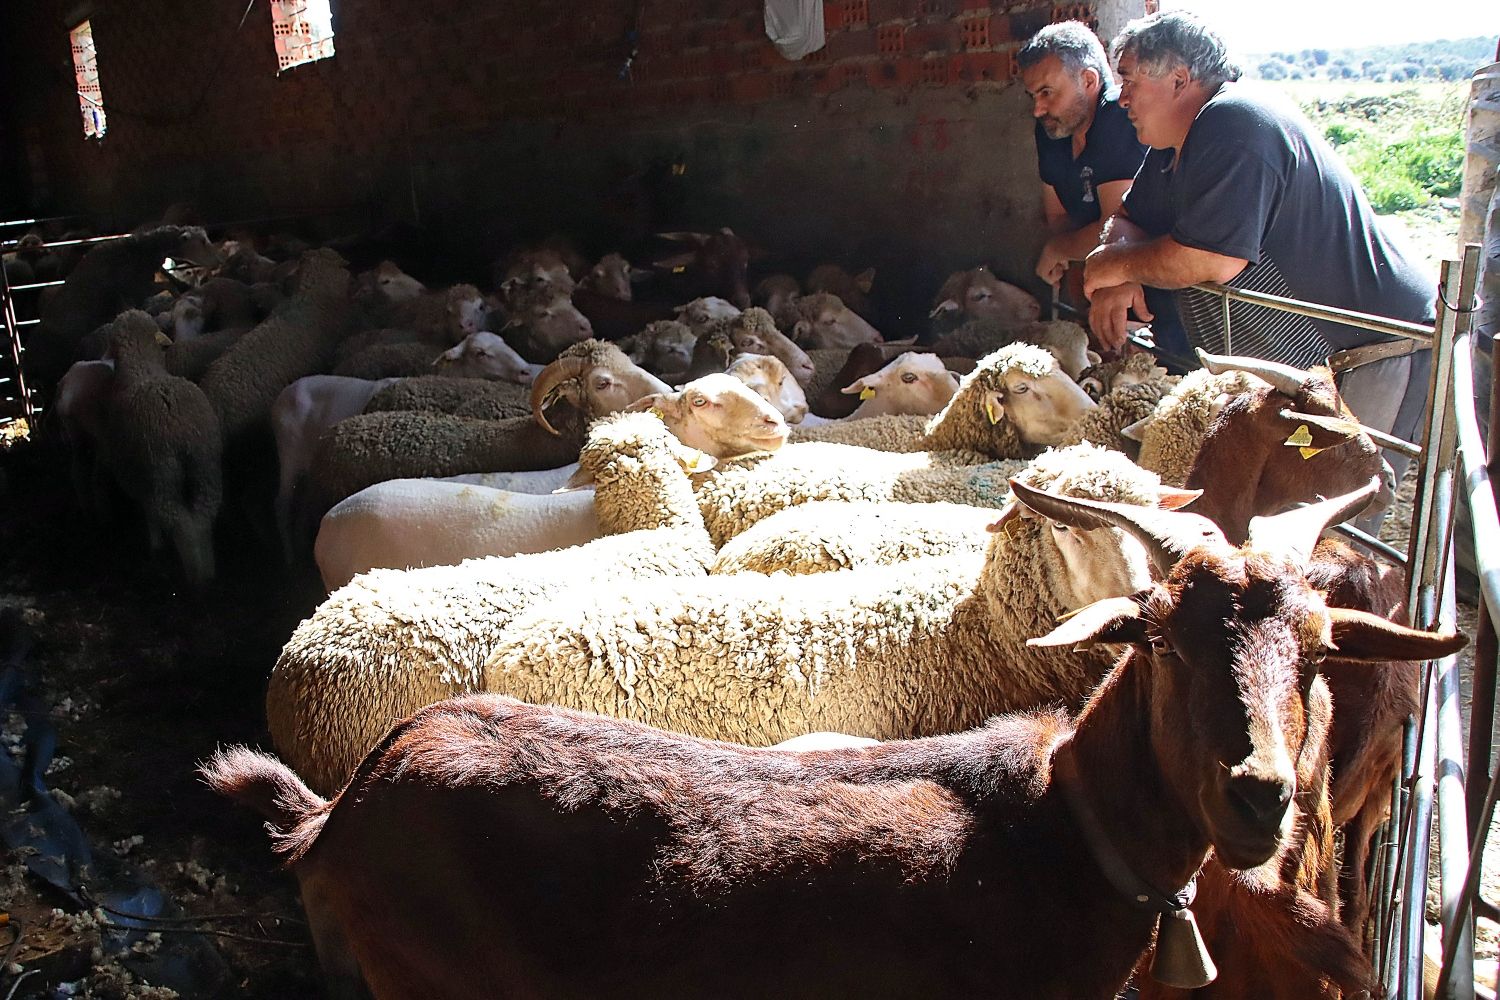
[{"left": 1160, "top": 0, "right": 1497, "bottom": 55}]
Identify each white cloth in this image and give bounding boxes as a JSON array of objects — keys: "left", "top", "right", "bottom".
[{"left": 764, "top": 0, "right": 825, "bottom": 60}]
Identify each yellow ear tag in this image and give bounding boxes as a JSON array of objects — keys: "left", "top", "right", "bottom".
[
  {"left": 859, "top": 387, "right": 876, "bottom": 401},
  {"left": 984, "top": 399, "right": 1001, "bottom": 425},
  {"left": 1284, "top": 424, "right": 1314, "bottom": 447},
  {"left": 650, "top": 407, "right": 665, "bottom": 421},
  {"left": 1298, "top": 446, "right": 1325, "bottom": 460},
  {"left": 684, "top": 450, "right": 710, "bottom": 472},
  {"left": 672, "top": 266, "right": 687, "bottom": 274}
]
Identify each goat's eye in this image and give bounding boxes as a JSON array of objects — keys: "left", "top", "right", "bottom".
[
  {"left": 901, "top": 372, "right": 918, "bottom": 383},
  {"left": 1150, "top": 636, "right": 1173, "bottom": 655}
]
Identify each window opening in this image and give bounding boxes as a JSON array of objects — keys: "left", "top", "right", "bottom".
[
  {"left": 271, "top": 0, "right": 335, "bottom": 72},
  {"left": 70, "top": 21, "right": 106, "bottom": 139}
]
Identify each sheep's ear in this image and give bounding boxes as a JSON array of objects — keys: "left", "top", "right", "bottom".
[
  {"left": 435, "top": 343, "right": 463, "bottom": 365},
  {"left": 557, "top": 466, "right": 597, "bottom": 492},
  {"left": 657, "top": 231, "right": 710, "bottom": 246},
  {"left": 1154, "top": 487, "right": 1201, "bottom": 511},
  {"left": 886, "top": 335, "right": 917, "bottom": 345},
  {"left": 855, "top": 268, "right": 876, "bottom": 293},
  {"left": 1028, "top": 596, "right": 1147, "bottom": 650},
  {"left": 1120, "top": 415, "right": 1152, "bottom": 442},
  {"left": 626, "top": 393, "right": 669, "bottom": 415},
  {"left": 1085, "top": 349, "right": 1102, "bottom": 367},
  {"left": 986, "top": 500, "right": 1026, "bottom": 534},
  {"left": 929, "top": 298, "right": 961, "bottom": 319},
  {"left": 948, "top": 371, "right": 962, "bottom": 388},
  {"left": 674, "top": 447, "right": 718, "bottom": 474},
  {"left": 840, "top": 377, "right": 871, "bottom": 396},
  {"left": 983, "top": 393, "right": 1006, "bottom": 425},
  {"left": 1080, "top": 376, "right": 1105, "bottom": 400},
  {"left": 793, "top": 319, "right": 811, "bottom": 342},
  {"left": 153, "top": 330, "right": 173, "bottom": 347}
]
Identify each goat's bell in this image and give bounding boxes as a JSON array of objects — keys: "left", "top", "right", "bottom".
[{"left": 1149, "top": 907, "right": 1217, "bottom": 989}]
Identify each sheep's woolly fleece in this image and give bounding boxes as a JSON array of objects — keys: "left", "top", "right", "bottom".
[
  {"left": 1136, "top": 369, "right": 1264, "bottom": 486},
  {"left": 1059, "top": 375, "right": 1179, "bottom": 453},
  {"left": 687, "top": 441, "right": 1017, "bottom": 547},
  {"left": 483, "top": 442, "right": 1166, "bottom": 747},
  {"left": 921, "top": 343, "right": 1058, "bottom": 459},
  {"left": 788, "top": 414, "right": 930, "bottom": 451},
  {"left": 710, "top": 499, "right": 1000, "bottom": 576},
  {"left": 267, "top": 411, "right": 714, "bottom": 795},
  {"left": 363, "top": 375, "right": 531, "bottom": 421},
  {"left": 930, "top": 318, "right": 1088, "bottom": 363},
  {"left": 331, "top": 340, "right": 443, "bottom": 379}
]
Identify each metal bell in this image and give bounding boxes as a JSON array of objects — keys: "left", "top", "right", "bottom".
[{"left": 1149, "top": 906, "right": 1218, "bottom": 989}]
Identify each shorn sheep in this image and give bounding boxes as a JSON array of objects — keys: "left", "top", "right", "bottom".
[
  {"left": 102, "top": 311, "right": 223, "bottom": 585},
  {"left": 205, "top": 482, "right": 1461, "bottom": 1000},
  {"left": 483, "top": 443, "right": 1189, "bottom": 744},
  {"left": 267, "top": 412, "right": 719, "bottom": 795}
]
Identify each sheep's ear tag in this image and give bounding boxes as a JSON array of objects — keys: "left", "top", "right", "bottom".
[
  {"left": 1283, "top": 424, "right": 1324, "bottom": 460},
  {"left": 1150, "top": 907, "right": 1217, "bottom": 989},
  {"left": 649, "top": 407, "right": 665, "bottom": 421},
  {"left": 672, "top": 266, "right": 687, "bottom": 274},
  {"left": 683, "top": 449, "right": 712, "bottom": 472},
  {"left": 859, "top": 387, "right": 876, "bottom": 401},
  {"left": 984, "top": 398, "right": 1002, "bottom": 425}
]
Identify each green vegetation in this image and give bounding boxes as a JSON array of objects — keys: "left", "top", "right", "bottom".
[
  {"left": 1251, "top": 36, "right": 1495, "bottom": 83},
  {"left": 1294, "top": 83, "right": 1468, "bottom": 214}
]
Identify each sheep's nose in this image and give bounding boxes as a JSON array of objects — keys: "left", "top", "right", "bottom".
[{"left": 1226, "top": 773, "right": 1293, "bottom": 827}]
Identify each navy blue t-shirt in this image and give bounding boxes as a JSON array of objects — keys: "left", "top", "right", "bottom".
[
  {"left": 1035, "top": 91, "right": 1148, "bottom": 229},
  {"left": 1121, "top": 81, "right": 1436, "bottom": 368}
]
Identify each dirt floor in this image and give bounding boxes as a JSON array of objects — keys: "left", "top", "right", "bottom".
[{"left": 0, "top": 439, "right": 323, "bottom": 998}]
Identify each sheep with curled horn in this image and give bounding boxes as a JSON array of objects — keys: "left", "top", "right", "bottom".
[{"left": 205, "top": 478, "right": 1461, "bottom": 999}]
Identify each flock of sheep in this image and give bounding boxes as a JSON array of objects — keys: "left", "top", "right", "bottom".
[{"left": 12, "top": 219, "right": 1426, "bottom": 997}]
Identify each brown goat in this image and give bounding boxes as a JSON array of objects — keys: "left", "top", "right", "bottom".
[
  {"left": 1182, "top": 352, "right": 1414, "bottom": 941},
  {"left": 204, "top": 482, "right": 1462, "bottom": 1000}
]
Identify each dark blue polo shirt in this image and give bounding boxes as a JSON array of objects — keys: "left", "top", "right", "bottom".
[{"left": 1035, "top": 90, "right": 1148, "bottom": 229}]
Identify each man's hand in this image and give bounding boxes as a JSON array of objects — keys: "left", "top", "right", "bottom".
[
  {"left": 1035, "top": 236, "right": 1071, "bottom": 287},
  {"left": 1082, "top": 242, "right": 1130, "bottom": 298},
  {"left": 1087, "top": 282, "right": 1153, "bottom": 354}
]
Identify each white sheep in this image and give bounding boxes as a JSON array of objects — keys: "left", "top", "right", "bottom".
[
  {"left": 272, "top": 375, "right": 402, "bottom": 559},
  {"left": 797, "top": 351, "right": 959, "bottom": 427},
  {"left": 267, "top": 412, "right": 718, "bottom": 795},
  {"left": 431, "top": 331, "right": 540, "bottom": 383},
  {"left": 778, "top": 292, "right": 883, "bottom": 349},
  {"left": 312, "top": 374, "right": 787, "bottom": 591},
  {"left": 931, "top": 318, "right": 1097, "bottom": 379},
  {"left": 674, "top": 296, "right": 742, "bottom": 333},
  {"left": 725, "top": 353, "right": 808, "bottom": 424},
  {"left": 482, "top": 444, "right": 1182, "bottom": 746}
]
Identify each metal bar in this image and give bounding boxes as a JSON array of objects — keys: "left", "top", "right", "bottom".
[
  {"left": 4, "top": 280, "right": 65, "bottom": 292},
  {"left": 1434, "top": 574, "right": 1472, "bottom": 1000},
  {"left": 1220, "top": 289, "right": 1232, "bottom": 355},
  {"left": 1192, "top": 281, "right": 1436, "bottom": 343},
  {"left": 1382, "top": 717, "right": 1420, "bottom": 993},
  {"left": 1326, "top": 520, "right": 1408, "bottom": 565},
  {"left": 13, "top": 319, "right": 38, "bottom": 327},
  {"left": 1364, "top": 424, "right": 1424, "bottom": 458},
  {"left": 0, "top": 233, "right": 126, "bottom": 252},
  {"left": 1403, "top": 669, "right": 1441, "bottom": 1000},
  {"left": 0, "top": 215, "right": 88, "bottom": 228}
]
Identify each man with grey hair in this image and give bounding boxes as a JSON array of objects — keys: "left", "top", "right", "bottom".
[{"left": 1081, "top": 10, "right": 1434, "bottom": 466}]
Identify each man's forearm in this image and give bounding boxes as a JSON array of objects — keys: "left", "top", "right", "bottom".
[
  {"left": 1085, "top": 235, "right": 1246, "bottom": 291},
  {"left": 1048, "top": 220, "right": 1109, "bottom": 263}
]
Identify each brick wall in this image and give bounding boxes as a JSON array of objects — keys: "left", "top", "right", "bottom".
[{"left": 1, "top": 0, "right": 1117, "bottom": 325}]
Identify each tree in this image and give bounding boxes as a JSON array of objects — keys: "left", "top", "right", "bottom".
[
  {"left": 1258, "top": 59, "right": 1289, "bottom": 80},
  {"left": 1312, "top": 48, "right": 1330, "bottom": 65}
]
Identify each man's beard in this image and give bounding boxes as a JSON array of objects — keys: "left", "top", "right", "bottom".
[{"left": 1040, "top": 91, "right": 1092, "bottom": 140}]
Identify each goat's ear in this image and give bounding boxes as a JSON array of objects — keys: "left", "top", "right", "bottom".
[
  {"left": 1276, "top": 409, "right": 1364, "bottom": 450},
  {"left": 1154, "top": 487, "right": 1201, "bottom": 511},
  {"left": 855, "top": 267, "right": 875, "bottom": 293},
  {"left": 929, "top": 298, "right": 961, "bottom": 319},
  {"left": 1028, "top": 595, "right": 1146, "bottom": 649},
  {"left": 653, "top": 252, "right": 699, "bottom": 271},
  {"left": 1326, "top": 608, "right": 1468, "bottom": 662}
]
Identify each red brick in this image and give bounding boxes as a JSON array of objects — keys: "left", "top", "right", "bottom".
[
  {"left": 731, "top": 73, "right": 773, "bottom": 104},
  {"left": 904, "top": 21, "right": 960, "bottom": 53},
  {"left": 826, "top": 27, "right": 876, "bottom": 61}
]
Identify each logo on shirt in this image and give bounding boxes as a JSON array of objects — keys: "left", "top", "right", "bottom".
[{"left": 1080, "top": 166, "right": 1095, "bottom": 204}]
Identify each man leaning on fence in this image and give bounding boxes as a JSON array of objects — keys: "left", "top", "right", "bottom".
[{"left": 1080, "top": 10, "right": 1436, "bottom": 473}]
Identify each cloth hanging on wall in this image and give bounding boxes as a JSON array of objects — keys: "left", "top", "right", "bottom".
[{"left": 764, "top": 0, "right": 826, "bottom": 60}]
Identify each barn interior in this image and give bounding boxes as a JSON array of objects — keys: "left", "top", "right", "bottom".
[{"left": 0, "top": 1, "right": 1489, "bottom": 998}]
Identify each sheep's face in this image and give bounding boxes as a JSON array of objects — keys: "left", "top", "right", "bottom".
[
  {"left": 584, "top": 254, "right": 634, "bottom": 301},
  {"left": 632, "top": 373, "right": 788, "bottom": 458},
  {"left": 435, "top": 331, "right": 534, "bottom": 384},
  {"left": 727, "top": 355, "right": 807, "bottom": 424},
  {"left": 447, "top": 289, "right": 489, "bottom": 341},
  {"left": 500, "top": 253, "right": 576, "bottom": 312},
  {"left": 170, "top": 297, "right": 206, "bottom": 341},
  {"left": 373, "top": 262, "right": 426, "bottom": 303},
  {"left": 791, "top": 296, "right": 882, "bottom": 351},
  {"left": 753, "top": 274, "right": 801, "bottom": 319},
  {"left": 675, "top": 297, "right": 742, "bottom": 332},
  {"left": 515, "top": 298, "right": 594, "bottom": 359},
  {"left": 842, "top": 354, "right": 958, "bottom": 417},
  {"left": 645, "top": 330, "right": 696, "bottom": 376},
  {"left": 985, "top": 365, "right": 1096, "bottom": 447}
]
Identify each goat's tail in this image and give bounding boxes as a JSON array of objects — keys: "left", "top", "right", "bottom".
[{"left": 200, "top": 746, "right": 329, "bottom": 862}]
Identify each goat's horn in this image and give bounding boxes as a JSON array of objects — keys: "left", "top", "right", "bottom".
[
  {"left": 1245, "top": 476, "right": 1381, "bottom": 564},
  {"left": 530, "top": 356, "right": 588, "bottom": 436},
  {"left": 1195, "top": 349, "right": 1309, "bottom": 398},
  {"left": 1008, "top": 479, "right": 1227, "bottom": 577}
]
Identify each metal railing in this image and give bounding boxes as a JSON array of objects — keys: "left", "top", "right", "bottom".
[{"left": 1188, "top": 245, "right": 1489, "bottom": 998}]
